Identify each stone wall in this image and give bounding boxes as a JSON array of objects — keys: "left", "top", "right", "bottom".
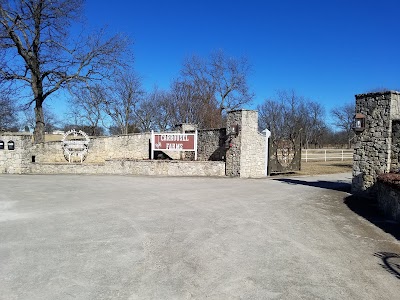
[
  {"left": 185, "top": 128, "right": 226, "bottom": 161},
  {"left": 0, "top": 133, "right": 32, "bottom": 174},
  {"left": 0, "top": 130, "right": 225, "bottom": 176},
  {"left": 32, "top": 129, "right": 226, "bottom": 164},
  {"left": 32, "top": 133, "right": 183, "bottom": 163},
  {"left": 352, "top": 91, "right": 400, "bottom": 195},
  {"left": 29, "top": 160, "right": 226, "bottom": 177}
]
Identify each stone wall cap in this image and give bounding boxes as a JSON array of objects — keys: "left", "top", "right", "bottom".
[
  {"left": 186, "top": 128, "right": 224, "bottom": 132},
  {"left": 228, "top": 109, "right": 258, "bottom": 113},
  {"left": 0, "top": 132, "right": 33, "bottom": 136},
  {"left": 175, "top": 123, "right": 198, "bottom": 126},
  {"left": 355, "top": 90, "right": 400, "bottom": 98}
]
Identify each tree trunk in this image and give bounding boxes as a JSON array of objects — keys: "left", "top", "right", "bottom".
[{"left": 33, "top": 106, "right": 45, "bottom": 143}]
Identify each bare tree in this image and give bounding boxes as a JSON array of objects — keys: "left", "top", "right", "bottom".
[
  {"left": 0, "top": 0, "right": 130, "bottom": 143},
  {"left": 67, "top": 84, "right": 106, "bottom": 135},
  {"left": 169, "top": 80, "right": 200, "bottom": 126},
  {"left": 181, "top": 50, "right": 254, "bottom": 126},
  {"left": 143, "top": 88, "right": 177, "bottom": 131},
  {"left": 62, "top": 123, "right": 104, "bottom": 136},
  {"left": 151, "top": 90, "right": 174, "bottom": 131},
  {"left": 23, "top": 104, "right": 60, "bottom": 133},
  {"left": 258, "top": 90, "right": 328, "bottom": 148},
  {"left": 209, "top": 51, "right": 254, "bottom": 113},
  {"left": 133, "top": 87, "right": 171, "bottom": 132},
  {"left": 104, "top": 70, "right": 143, "bottom": 134},
  {"left": 134, "top": 97, "right": 156, "bottom": 132},
  {"left": 0, "top": 84, "right": 18, "bottom": 130},
  {"left": 0, "top": 96, "right": 18, "bottom": 130},
  {"left": 279, "top": 90, "right": 305, "bottom": 144},
  {"left": 166, "top": 79, "right": 222, "bottom": 129},
  {"left": 302, "top": 101, "right": 326, "bottom": 148},
  {"left": 258, "top": 99, "right": 285, "bottom": 139},
  {"left": 331, "top": 102, "right": 355, "bottom": 148}
]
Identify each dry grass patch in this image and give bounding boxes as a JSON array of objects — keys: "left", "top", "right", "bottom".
[{"left": 296, "top": 160, "right": 353, "bottom": 176}]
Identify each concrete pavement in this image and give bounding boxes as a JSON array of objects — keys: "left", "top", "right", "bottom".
[{"left": 0, "top": 173, "right": 399, "bottom": 299}]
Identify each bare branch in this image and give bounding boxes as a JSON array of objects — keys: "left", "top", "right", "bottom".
[
  {"left": 181, "top": 50, "right": 254, "bottom": 124},
  {"left": 0, "top": 0, "right": 131, "bottom": 142}
]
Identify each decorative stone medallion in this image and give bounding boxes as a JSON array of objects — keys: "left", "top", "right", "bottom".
[{"left": 61, "top": 129, "right": 90, "bottom": 163}]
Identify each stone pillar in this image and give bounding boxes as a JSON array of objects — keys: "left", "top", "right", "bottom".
[
  {"left": 352, "top": 91, "right": 400, "bottom": 195},
  {"left": 226, "top": 110, "right": 266, "bottom": 178}
]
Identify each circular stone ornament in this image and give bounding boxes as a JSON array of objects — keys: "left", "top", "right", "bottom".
[{"left": 61, "top": 129, "right": 90, "bottom": 163}]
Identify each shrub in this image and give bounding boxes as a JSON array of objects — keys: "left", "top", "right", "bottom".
[{"left": 377, "top": 172, "right": 400, "bottom": 189}]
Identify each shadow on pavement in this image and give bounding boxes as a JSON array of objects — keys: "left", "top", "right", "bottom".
[
  {"left": 276, "top": 179, "right": 400, "bottom": 240},
  {"left": 374, "top": 252, "right": 400, "bottom": 280},
  {"left": 274, "top": 178, "right": 351, "bottom": 193},
  {"left": 344, "top": 195, "right": 400, "bottom": 240}
]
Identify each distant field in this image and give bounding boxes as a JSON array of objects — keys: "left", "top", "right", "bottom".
[{"left": 296, "top": 160, "right": 353, "bottom": 176}]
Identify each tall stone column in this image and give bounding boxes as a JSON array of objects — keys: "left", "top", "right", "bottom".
[
  {"left": 352, "top": 91, "right": 400, "bottom": 195},
  {"left": 225, "top": 110, "right": 266, "bottom": 178}
]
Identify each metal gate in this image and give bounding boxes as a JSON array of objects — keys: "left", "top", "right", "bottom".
[{"left": 268, "top": 137, "right": 301, "bottom": 174}]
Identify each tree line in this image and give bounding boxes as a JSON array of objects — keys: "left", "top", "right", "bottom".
[
  {"left": 258, "top": 90, "right": 355, "bottom": 148},
  {"left": 0, "top": 0, "right": 355, "bottom": 148}
]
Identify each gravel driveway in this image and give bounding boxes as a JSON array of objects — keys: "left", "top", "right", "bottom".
[{"left": 0, "top": 173, "right": 399, "bottom": 300}]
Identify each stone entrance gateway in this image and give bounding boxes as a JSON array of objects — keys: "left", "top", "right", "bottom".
[{"left": 0, "top": 110, "right": 271, "bottom": 178}]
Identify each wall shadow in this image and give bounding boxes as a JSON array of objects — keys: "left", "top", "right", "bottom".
[
  {"left": 153, "top": 151, "right": 172, "bottom": 160},
  {"left": 276, "top": 178, "right": 400, "bottom": 241},
  {"left": 344, "top": 195, "right": 400, "bottom": 240},
  {"left": 274, "top": 178, "right": 351, "bottom": 193},
  {"left": 374, "top": 252, "right": 400, "bottom": 279},
  {"left": 331, "top": 163, "right": 353, "bottom": 168}
]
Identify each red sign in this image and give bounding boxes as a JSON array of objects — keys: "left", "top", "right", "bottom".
[{"left": 153, "top": 133, "right": 195, "bottom": 150}]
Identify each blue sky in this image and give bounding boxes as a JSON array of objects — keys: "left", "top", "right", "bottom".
[{"left": 81, "top": 0, "right": 400, "bottom": 124}]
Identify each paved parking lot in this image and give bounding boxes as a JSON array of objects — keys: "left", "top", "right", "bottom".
[{"left": 0, "top": 173, "right": 399, "bottom": 299}]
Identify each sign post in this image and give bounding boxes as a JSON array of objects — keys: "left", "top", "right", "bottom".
[
  {"left": 263, "top": 128, "right": 271, "bottom": 176},
  {"left": 151, "top": 130, "right": 155, "bottom": 160},
  {"left": 194, "top": 130, "right": 198, "bottom": 161}
]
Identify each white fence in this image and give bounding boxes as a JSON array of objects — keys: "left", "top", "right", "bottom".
[{"left": 302, "top": 149, "right": 353, "bottom": 162}]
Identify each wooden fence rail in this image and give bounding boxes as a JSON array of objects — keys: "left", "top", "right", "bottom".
[{"left": 301, "top": 149, "right": 353, "bottom": 162}]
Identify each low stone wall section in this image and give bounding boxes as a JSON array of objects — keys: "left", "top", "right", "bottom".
[
  {"left": 29, "top": 160, "right": 226, "bottom": 177},
  {"left": 33, "top": 130, "right": 225, "bottom": 164},
  {"left": 33, "top": 133, "right": 182, "bottom": 163}
]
